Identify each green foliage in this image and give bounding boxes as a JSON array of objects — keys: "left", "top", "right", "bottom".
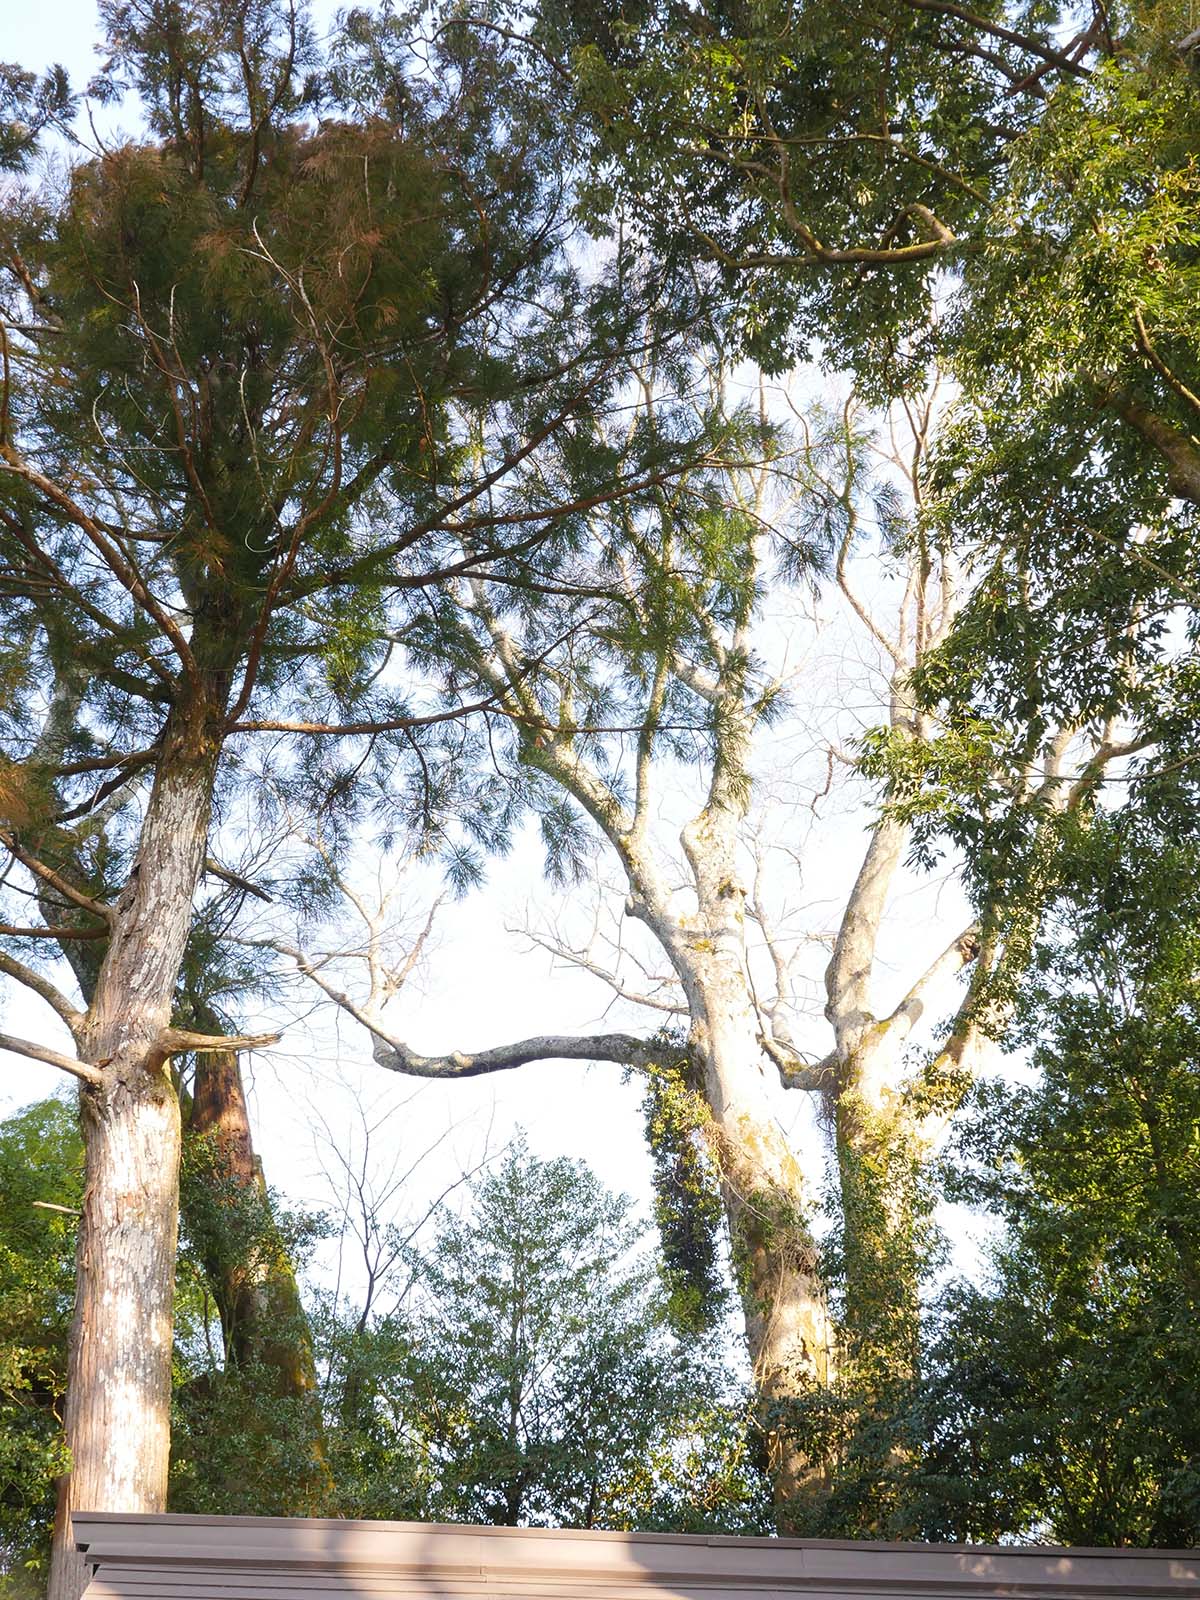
[
  {"left": 171, "top": 1118, "right": 334, "bottom": 1515},
  {"left": 0, "top": 63, "right": 72, "bottom": 170},
  {"left": 814, "top": 799, "right": 1200, "bottom": 1545},
  {"left": 353, "top": 1140, "right": 767, "bottom": 1531},
  {"left": 774, "top": 781, "right": 1200, "bottom": 1545},
  {"left": 0, "top": 1099, "right": 767, "bottom": 1547},
  {"left": 927, "top": 802, "right": 1200, "bottom": 1544},
  {"left": 637, "top": 1048, "right": 729, "bottom": 1337},
  {"left": 169, "top": 1367, "right": 336, "bottom": 1519},
  {"left": 0, "top": 1100, "right": 80, "bottom": 1597}
]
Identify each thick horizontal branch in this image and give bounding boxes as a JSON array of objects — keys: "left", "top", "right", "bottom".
[
  {"left": 371, "top": 1030, "right": 660, "bottom": 1078},
  {"left": 265, "top": 935, "right": 664, "bottom": 1077},
  {"left": 694, "top": 203, "right": 960, "bottom": 272},
  {"left": 53, "top": 746, "right": 159, "bottom": 777},
  {"left": 0, "top": 1031, "right": 101, "bottom": 1085}
]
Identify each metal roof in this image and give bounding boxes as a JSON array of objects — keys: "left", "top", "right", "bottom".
[{"left": 74, "top": 1513, "right": 1200, "bottom": 1600}]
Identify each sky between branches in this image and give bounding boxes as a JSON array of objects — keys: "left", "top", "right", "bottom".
[{"left": 0, "top": 0, "right": 987, "bottom": 1309}]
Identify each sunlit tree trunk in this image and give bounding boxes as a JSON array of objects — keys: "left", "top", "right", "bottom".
[
  {"left": 49, "top": 715, "right": 220, "bottom": 1600},
  {"left": 676, "top": 729, "right": 833, "bottom": 1522}
]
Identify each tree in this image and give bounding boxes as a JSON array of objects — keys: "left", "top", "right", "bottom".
[
  {"left": 271, "top": 369, "right": 1144, "bottom": 1527},
  {"left": 893, "top": 792, "right": 1200, "bottom": 1546},
  {"left": 496, "top": 0, "right": 1200, "bottom": 1512},
  {"left": 173, "top": 1024, "right": 332, "bottom": 1515},
  {"left": 540, "top": 0, "right": 1200, "bottom": 502},
  {"left": 530, "top": 0, "right": 1200, "bottom": 963},
  {"left": 0, "top": 1085, "right": 339, "bottom": 1572},
  {"left": 0, "top": 5, "right": 718, "bottom": 1592},
  {"left": 0, "top": 1104, "right": 766, "bottom": 1550},
  {"left": 334, "top": 1140, "right": 768, "bottom": 1532},
  {"left": 169, "top": 1158, "right": 335, "bottom": 1521}
]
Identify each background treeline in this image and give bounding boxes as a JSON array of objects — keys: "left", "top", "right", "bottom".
[
  {"left": 1, "top": 0, "right": 1198, "bottom": 1592},
  {"left": 1, "top": 1120, "right": 773, "bottom": 1585}
]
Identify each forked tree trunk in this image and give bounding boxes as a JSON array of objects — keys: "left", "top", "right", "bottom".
[
  {"left": 48, "top": 716, "right": 221, "bottom": 1600},
  {"left": 678, "top": 792, "right": 834, "bottom": 1528},
  {"left": 699, "top": 1004, "right": 832, "bottom": 1521}
]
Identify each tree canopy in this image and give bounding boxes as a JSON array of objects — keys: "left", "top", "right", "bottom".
[{"left": 1, "top": 0, "right": 1199, "bottom": 1577}]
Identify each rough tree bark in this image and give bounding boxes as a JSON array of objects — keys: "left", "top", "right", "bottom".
[
  {"left": 184, "top": 1017, "right": 331, "bottom": 1509},
  {"left": 47, "top": 709, "right": 221, "bottom": 1600},
  {"left": 271, "top": 396, "right": 1149, "bottom": 1527},
  {"left": 187, "top": 1043, "right": 318, "bottom": 1394}
]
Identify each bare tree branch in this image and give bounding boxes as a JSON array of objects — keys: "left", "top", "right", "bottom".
[
  {"left": 0, "top": 829, "right": 113, "bottom": 924},
  {"left": 0, "top": 950, "right": 84, "bottom": 1033},
  {"left": 369, "top": 1029, "right": 660, "bottom": 1078},
  {"left": 203, "top": 857, "right": 273, "bottom": 903},
  {"left": 0, "top": 1030, "right": 101, "bottom": 1084}
]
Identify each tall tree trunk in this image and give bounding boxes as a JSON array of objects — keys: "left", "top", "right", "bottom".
[
  {"left": 50, "top": 1068, "right": 182, "bottom": 1600},
  {"left": 679, "top": 791, "right": 834, "bottom": 1529},
  {"left": 48, "top": 714, "right": 220, "bottom": 1600},
  {"left": 699, "top": 998, "right": 832, "bottom": 1523},
  {"left": 184, "top": 1033, "right": 331, "bottom": 1510},
  {"left": 832, "top": 1049, "right": 923, "bottom": 1394},
  {"left": 187, "top": 1040, "right": 320, "bottom": 1399},
  {"left": 822, "top": 814, "right": 925, "bottom": 1398}
]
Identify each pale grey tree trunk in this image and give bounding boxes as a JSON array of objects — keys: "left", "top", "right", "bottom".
[
  {"left": 677, "top": 749, "right": 834, "bottom": 1520},
  {"left": 50, "top": 1074, "right": 182, "bottom": 1600},
  {"left": 694, "top": 985, "right": 832, "bottom": 1513},
  {"left": 48, "top": 723, "right": 220, "bottom": 1600}
]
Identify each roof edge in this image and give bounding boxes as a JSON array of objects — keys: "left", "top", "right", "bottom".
[
  {"left": 69, "top": 1512, "right": 1200, "bottom": 1596},
  {"left": 68, "top": 1512, "right": 1200, "bottom": 1561}
]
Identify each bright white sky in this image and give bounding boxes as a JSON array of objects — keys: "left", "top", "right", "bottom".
[{"left": 0, "top": 2, "right": 989, "bottom": 1315}]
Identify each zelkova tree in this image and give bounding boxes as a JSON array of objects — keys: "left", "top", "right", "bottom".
[
  {"left": 529, "top": 0, "right": 1200, "bottom": 898},
  {"left": 274, "top": 379, "right": 1142, "bottom": 1528},
  {"left": 0, "top": 6, "right": 724, "bottom": 1594},
  {"left": 539, "top": 0, "right": 1200, "bottom": 508}
]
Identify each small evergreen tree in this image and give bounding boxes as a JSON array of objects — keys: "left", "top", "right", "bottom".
[{"left": 324, "top": 1140, "right": 770, "bottom": 1532}]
